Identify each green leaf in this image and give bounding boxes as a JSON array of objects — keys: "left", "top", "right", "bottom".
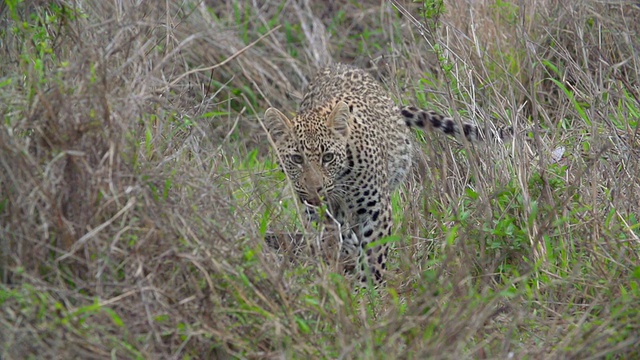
[
  {"left": 295, "top": 316, "right": 311, "bottom": 334},
  {"left": 0, "top": 78, "right": 12, "bottom": 88},
  {"left": 365, "top": 235, "right": 401, "bottom": 249},
  {"left": 103, "top": 307, "right": 124, "bottom": 327},
  {"left": 548, "top": 77, "right": 591, "bottom": 126}
]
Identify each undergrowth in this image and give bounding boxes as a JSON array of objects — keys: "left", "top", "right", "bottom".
[{"left": 1, "top": 0, "right": 639, "bottom": 359}]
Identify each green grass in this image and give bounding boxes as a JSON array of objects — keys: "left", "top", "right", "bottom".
[{"left": 1, "top": 0, "right": 639, "bottom": 358}]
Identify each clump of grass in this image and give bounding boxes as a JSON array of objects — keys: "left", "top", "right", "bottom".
[{"left": 1, "top": 0, "right": 638, "bottom": 358}]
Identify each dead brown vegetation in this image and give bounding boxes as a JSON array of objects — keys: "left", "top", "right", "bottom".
[{"left": 1, "top": 0, "right": 639, "bottom": 358}]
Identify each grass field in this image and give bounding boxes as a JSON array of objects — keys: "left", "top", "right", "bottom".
[{"left": 1, "top": 0, "right": 639, "bottom": 358}]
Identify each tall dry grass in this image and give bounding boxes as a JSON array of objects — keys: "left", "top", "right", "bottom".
[{"left": 1, "top": 0, "right": 638, "bottom": 358}]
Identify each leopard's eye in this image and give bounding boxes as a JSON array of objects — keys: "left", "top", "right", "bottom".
[
  {"left": 322, "top": 153, "right": 334, "bottom": 163},
  {"left": 290, "top": 154, "right": 304, "bottom": 164}
]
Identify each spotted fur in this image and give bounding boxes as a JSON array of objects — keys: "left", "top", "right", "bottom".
[{"left": 264, "top": 64, "right": 511, "bottom": 286}]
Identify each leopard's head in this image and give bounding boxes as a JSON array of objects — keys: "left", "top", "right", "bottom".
[{"left": 264, "top": 101, "right": 352, "bottom": 207}]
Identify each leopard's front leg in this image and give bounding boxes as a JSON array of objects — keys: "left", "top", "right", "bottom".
[{"left": 353, "top": 186, "right": 392, "bottom": 286}]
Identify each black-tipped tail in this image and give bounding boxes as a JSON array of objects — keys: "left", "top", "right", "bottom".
[{"left": 401, "top": 106, "right": 512, "bottom": 143}]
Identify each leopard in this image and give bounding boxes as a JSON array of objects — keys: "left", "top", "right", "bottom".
[{"left": 263, "top": 63, "right": 512, "bottom": 287}]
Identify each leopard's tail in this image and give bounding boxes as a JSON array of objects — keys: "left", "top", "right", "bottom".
[{"left": 400, "top": 106, "right": 513, "bottom": 143}]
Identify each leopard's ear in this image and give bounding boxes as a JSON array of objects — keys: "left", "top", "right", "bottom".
[
  {"left": 326, "top": 101, "right": 351, "bottom": 138},
  {"left": 264, "top": 107, "right": 293, "bottom": 142}
]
